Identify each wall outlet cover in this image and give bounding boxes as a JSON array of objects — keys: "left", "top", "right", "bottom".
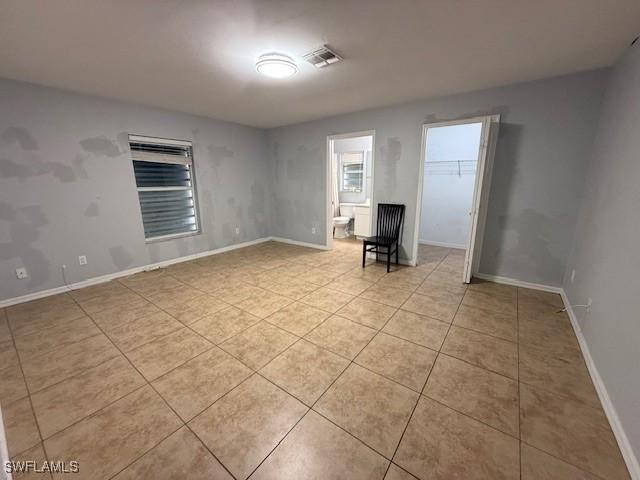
[
  {"left": 311, "top": 227, "right": 316, "bottom": 234},
  {"left": 15, "top": 268, "right": 28, "bottom": 279},
  {"left": 235, "top": 227, "right": 240, "bottom": 234},
  {"left": 79, "top": 255, "right": 88, "bottom": 265},
  {"left": 570, "top": 269, "right": 576, "bottom": 283}
]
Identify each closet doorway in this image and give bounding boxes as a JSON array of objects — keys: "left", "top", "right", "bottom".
[{"left": 412, "top": 115, "right": 500, "bottom": 282}]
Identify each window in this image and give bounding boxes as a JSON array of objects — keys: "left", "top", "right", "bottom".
[
  {"left": 129, "top": 135, "right": 200, "bottom": 241},
  {"left": 340, "top": 151, "right": 364, "bottom": 192}
]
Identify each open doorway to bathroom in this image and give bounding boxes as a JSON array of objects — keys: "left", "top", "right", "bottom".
[
  {"left": 326, "top": 131, "right": 375, "bottom": 253},
  {"left": 412, "top": 116, "right": 499, "bottom": 283}
]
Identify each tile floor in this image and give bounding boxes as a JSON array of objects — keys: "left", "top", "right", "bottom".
[{"left": 0, "top": 239, "right": 630, "bottom": 479}]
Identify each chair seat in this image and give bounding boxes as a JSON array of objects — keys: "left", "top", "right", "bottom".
[{"left": 363, "top": 236, "right": 397, "bottom": 246}]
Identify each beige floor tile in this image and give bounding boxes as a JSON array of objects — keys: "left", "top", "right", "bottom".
[
  {"left": 14, "top": 315, "right": 100, "bottom": 358},
  {"left": 468, "top": 279, "right": 517, "bottom": 300},
  {"left": 122, "top": 273, "right": 186, "bottom": 297},
  {"left": 11, "top": 442, "right": 52, "bottom": 480},
  {"left": 3, "top": 397, "right": 41, "bottom": 456},
  {"left": 90, "top": 298, "right": 161, "bottom": 332},
  {"left": 214, "top": 283, "right": 267, "bottom": 305},
  {"left": 105, "top": 311, "right": 183, "bottom": 352},
  {"left": 190, "top": 306, "right": 260, "bottom": 344},
  {"left": 163, "top": 293, "right": 230, "bottom": 324},
  {"left": 8, "top": 302, "right": 86, "bottom": 338},
  {"left": 416, "top": 278, "right": 467, "bottom": 299},
  {"left": 314, "top": 364, "right": 418, "bottom": 457},
  {"left": 31, "top": 356, "right": 145, "bottom": 438},
  {"left": 359, "top": 284, "right": 412, "bottom": 308},
  {"left": 462, "top": 290, "right": 517, "bottom": 315},
  {"left": 394, "top": 396, "right": 519, "bottom": 480},
  {"left": 112, "top": 427, "right": 232, "bottom": 480},
  {"left": 336, "top": 297, "right": 397, "bottom": 329},
  {"left": 520, "top": 384, "right": 629, "bottom": 479},
  {"left": 145, "top": 287, "right": 204, "bottom": 311},
  {"left": 441, "top": 326, "right": 518, "bottom": 379},
  {"left": 520, "top": 443, "right": 601, "bottom": 480},
  {"left": 346, "top": 264, "right": 389, "bottom": 282},
  {"left": 327, "top": 276, "right": 374, "bottom": 296},
  {"left": 265, "top": 302, "right": 330, "bottom": 336},
  {"left": 0, "top": 363, "right": 28, "bottom": 405},
  {"left": 153, "top": 347, "right": 252, "bottom": 421},
  {"left": 299, "top": 287, "right": 355, "bottom": 313},
  {"left": 0, "top": 311, "right": 12, "bottom": 342},
  {"left": 304, "top": 315, "right": 376, "bottom": 359},
  {"left": 519, "top": 314, "right": 580, "bottom": 354},
  {"left": 264, "top": 278, "right": 320, "bottom": 300},
  {"left": 0, "top": 339, "right": 20, "bottom": 369},
  {"left": 77, "top": 290, "right": 144, "bottom": 315},
  {"left": 401, "top": 292, "right": 460, "bottom": 323},
  {"left": 385, "top": 464, "right": 419, "bottom": 480},
  {"left": 252, "top": 410, "right": 389, "bottom": 480},
  {"left": 125, "top": 327, "right": 212, "bottom": 380},
  {"left": 382, "top": 310, "right": 449, "bottom": 350},
  {"left": 453, "top": 304, "right": 517, "bottom": 342},
  {"left": 426, "top": 269, "right": 465, "bottom": 287},
  {"left": 235, "top": 290, "right": 293, "bottom": 319},
  {"left": 355, "top": 333, "right": 437, "bottom": 392},
  {"left": 221, "top": 321, "right": 298, "bottom": 370},
  {"left": 519, "top": 343, "right": 600, "bottom": 408},
  {"left": 189, "top": 375, "right": 307, "bottom": 480},
  {"left": 260, "top": 339, "right": 349, "bottom": 405},
  {"left": 44, "top": 386, "right": 182, "bottom": 480},
  {"left": 21, "top": 333, "right": 120, "bottom": 392},
  {"left": 69, "top": 281, "right": 130, "bottom": 302},
  {"left": 518, "top": 287, "right": 564, "bottom": 310},
  {"left": 298, "top": 268, "right": 340, "bottom": 286},
  {"left": 424, "top": 354, "right": 519, "bottom": 436}
]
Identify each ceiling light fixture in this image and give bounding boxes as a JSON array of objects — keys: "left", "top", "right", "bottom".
[{"left": 256, "top": 53, "right": 298, "bottom": 79}]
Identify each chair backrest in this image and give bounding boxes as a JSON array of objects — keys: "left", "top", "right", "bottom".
[{"left": 376, "top": 203, "right": 405, "bottom": 241}]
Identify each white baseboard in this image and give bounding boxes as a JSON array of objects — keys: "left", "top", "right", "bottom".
[
  {"left": 270, "top": 237, "right": 329, "bottom": 250},
  {"left": 419, "top": 239, "right": 466, "bottom": 249},
  {"left": 473, "top": 272, "right": 563, "bottom": 293},
  {"left": 560, "top": 290, "right": 640, "bottom": 479},
  {"left": 0, "top": 237, "right": 273, "bottom": 308}
]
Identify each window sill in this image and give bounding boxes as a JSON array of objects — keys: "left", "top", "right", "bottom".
[{"left": 145, "top": 230, "right": 202, "bottom": 244}]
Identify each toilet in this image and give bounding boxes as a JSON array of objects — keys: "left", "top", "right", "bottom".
[
  {"left": 333, "top": 204, "right": 355, "bottom": 238},
  {"left": 333, "top": 216, "right": 351, "bottom": 238}
]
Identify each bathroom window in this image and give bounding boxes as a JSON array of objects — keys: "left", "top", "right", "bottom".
[
  {"left": 340, "top": 151, "right": 365, "bottom": 193},
  {"left": 129, "top": 134, "right": 200, "bottom": 242}
]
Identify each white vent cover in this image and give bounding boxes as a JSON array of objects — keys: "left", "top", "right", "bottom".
[{"left": 303, "top": 45, "right": 342, "bottom": 68}]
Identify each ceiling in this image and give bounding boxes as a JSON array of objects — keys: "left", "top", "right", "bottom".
[{"left": 1, "top": 1, "right": 639, "bottom": 128}]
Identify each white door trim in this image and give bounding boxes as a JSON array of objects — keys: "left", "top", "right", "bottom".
[
  {"left": 411, "top": 115, "right": 500, "bottom": 282},
  {"left": 325, "top": 130, "right": 376, "bottom": 250}
]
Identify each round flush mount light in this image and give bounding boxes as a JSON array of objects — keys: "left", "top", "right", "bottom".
[{"left": 256, "top": 53, "right": 298, "bottom": 78}]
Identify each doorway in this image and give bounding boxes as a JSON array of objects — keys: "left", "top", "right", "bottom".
[
  {"left": 412, "top": 115, "right": 499, "bottom": 282},
  {"left": 325, "top": 131, "right": 375, "bottom": 252}
]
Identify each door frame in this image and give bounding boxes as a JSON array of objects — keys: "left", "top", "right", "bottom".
[
  {"left": 411, "top": 115, "right": 500, "bottom": 282},
  {"left": 325, "top": 130, "right": 376, "bottom": 250}
]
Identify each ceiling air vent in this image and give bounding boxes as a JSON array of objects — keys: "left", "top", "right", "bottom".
[{"left": 303, "top": 45, "right": 342, "bottom": 68}]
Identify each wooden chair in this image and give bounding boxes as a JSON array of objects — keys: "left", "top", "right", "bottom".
[{"left": 362, "top": 203, "right": 405, "bottom": 272}]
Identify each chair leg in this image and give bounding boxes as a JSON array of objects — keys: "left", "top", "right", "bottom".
[
  {"left": 395, "top": 243, "right": 399, "bottom": 265},
  {"left": 387, "top": 247, "right": 391, "bottom": 272},
  {"left": 362, "top": 243, "right": 366, "bottom": 268}
]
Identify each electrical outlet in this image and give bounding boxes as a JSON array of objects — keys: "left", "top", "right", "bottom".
[
  {"left": 15, "top": 268, "right": 28, "bottom": 279},
  {"left": 311, "top": 227, "right": 316, "bottom": 234},
  {"left": 78, "top": 255, "right": 87, "bottom": 265},
  {"left": 570, "top": 269, "right": 576, "bottom": 283},
  {"left": 235, "top": 227, "right": 240, "bottom": 235}
]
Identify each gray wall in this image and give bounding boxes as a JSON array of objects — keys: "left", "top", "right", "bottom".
[
  {"left": 268, "top": 70, "right": 608, "bottom": 286},
  {"left": 0, "top": 78, "right": 271, "bottom": 301},
  {"left": 564, "top": 42, "right": 640, "bottom": 463}
]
